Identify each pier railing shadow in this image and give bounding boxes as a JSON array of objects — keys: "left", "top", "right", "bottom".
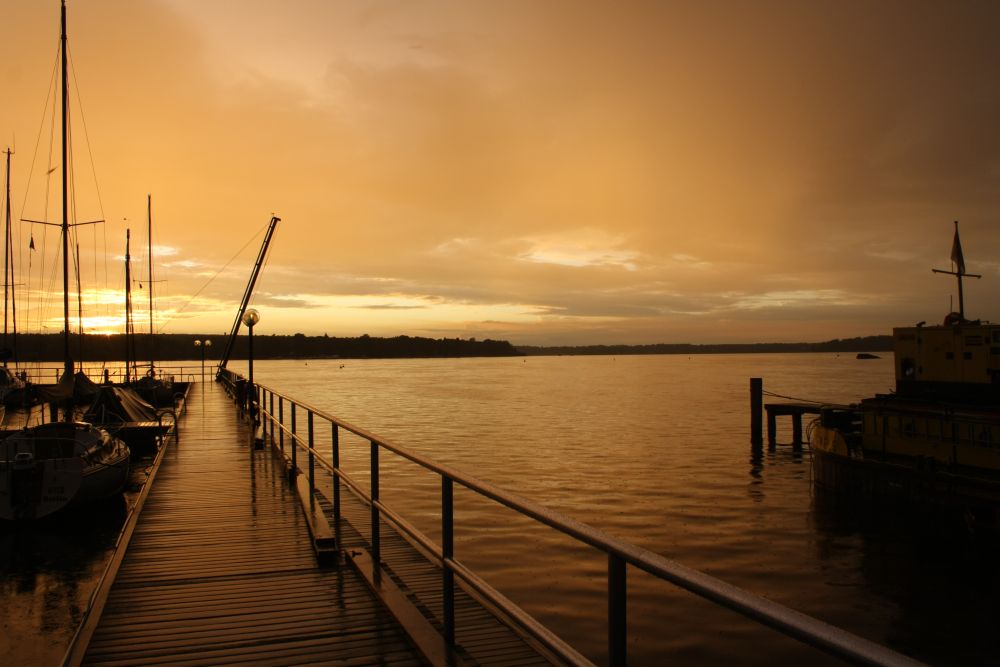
[{"left": 220, "top": 368, "right": 920, "bottom": 667}]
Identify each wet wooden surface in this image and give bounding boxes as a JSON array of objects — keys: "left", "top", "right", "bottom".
[
  {"left": 81, "top": 381, "right": 424, "bottom": 666},
  {"left": 319, "top": 488, "right": 556, "bottom": 667},
  {"left": 301, "top": 456, "right": 556, "bottom": 665}
]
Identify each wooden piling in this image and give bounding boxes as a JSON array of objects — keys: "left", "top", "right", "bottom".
[{"left": 750, "top": 377, "right": 763, "bottom": 449}]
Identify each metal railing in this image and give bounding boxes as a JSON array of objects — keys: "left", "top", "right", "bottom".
[
  {"left": 221, "top": 369, "right": 921, "bottom": 667},
  {"left": 13, "top": 363, "right": 202, "bottom": 386}
]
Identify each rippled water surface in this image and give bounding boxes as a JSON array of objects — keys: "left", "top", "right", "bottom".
[{"left": 233, "top": 353, "right": 1000, "bottom": 665}]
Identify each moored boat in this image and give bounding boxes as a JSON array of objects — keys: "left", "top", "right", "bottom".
[
  {"left": 812, "top": 223, "right": 1000, "bottom": 521},
  {"left": 0, "top": 421, "right": 129, "bottom": 520},
  {"left": 0, "top": 1, "right": 130, "bottom": 521}
]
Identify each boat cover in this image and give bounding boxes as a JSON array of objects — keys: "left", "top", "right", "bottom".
[{"left": 84, "top": 386, "right": 159, "bottom": 424}]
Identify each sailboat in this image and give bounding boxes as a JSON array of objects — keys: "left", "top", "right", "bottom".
[
  {"left": 130, "top": 195, "right": 187, "bottom": 408},
  {"left": 81, "top": 229, "right": 172, "bottom": 457},
  {"left": 0, "top": 1, "right": 129, "bottom": 521}
]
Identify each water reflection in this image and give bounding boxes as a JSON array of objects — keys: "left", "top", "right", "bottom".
[
  {"left": 0, "top": 495, "right": 127, "bottom": 664},
  {"left": 809, "top": 489, "right": 1000, "bottom": 664}
]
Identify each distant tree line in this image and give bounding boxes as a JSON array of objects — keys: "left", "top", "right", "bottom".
[
  {"left": 3, "top": 332, "right": 519, "bottom": 362},
  {"left": 516, "top": 335, "right": 894, "bottom": 356},
  {"left": 2, "top": 332, "right": 892, "bottom": 363}
]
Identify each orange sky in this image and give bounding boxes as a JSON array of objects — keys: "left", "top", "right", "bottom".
[{"left": 1, "top": 0, "right": 998, "bottom": 345}]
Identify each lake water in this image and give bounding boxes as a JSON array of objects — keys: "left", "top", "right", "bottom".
[
  {"left": 231, "top": 352, "right": 996, "bottom": 666},
  {"left": 4, "top": 353, "right": 997, "bottom": 665}
]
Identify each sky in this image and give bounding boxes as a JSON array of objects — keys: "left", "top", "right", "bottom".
[{"left": 0, "top": 0, "right": 998, "bottom": 346}]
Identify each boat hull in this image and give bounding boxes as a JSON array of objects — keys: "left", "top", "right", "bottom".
[
  {"left": 0, "top": 423, "right": 130, "bottom": 521},
  {"left": 812, "top": 419, "right": 1000, "bottom": 525}
]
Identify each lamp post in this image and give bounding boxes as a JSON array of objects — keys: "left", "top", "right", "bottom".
[
  {"left": 242, "top": 309, "right": 260, "bottom": 446},
  {"left": 194, "top": 339, "right": 213, "bottom": 380}
]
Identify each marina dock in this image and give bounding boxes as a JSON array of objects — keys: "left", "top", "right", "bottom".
[
  {"left": 64, "top": 378, "right": 548, "bottom": 667},
  {"left": 750, "top": 377, "right": 847, "bottom": 450},
  {"left": 56, "top": 375, "right": 922, "bottom": 667}
]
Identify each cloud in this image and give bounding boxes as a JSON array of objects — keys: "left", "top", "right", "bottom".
[
  {"left": 353, "top": 303, "right": 427, "bottom": 310},
  {"left": 4, "top": 1, "right": 1000, "bottom": 344}
]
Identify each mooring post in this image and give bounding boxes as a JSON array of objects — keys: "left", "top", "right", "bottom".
[{"left": 750, "top": 377, "right": 763, "bottom": 450}]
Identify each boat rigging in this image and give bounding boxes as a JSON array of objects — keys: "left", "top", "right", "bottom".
[{"left": 0, "top": 0, "right": 129, "bottom": 521}]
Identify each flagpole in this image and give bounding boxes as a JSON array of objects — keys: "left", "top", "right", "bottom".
[
  {"left": 957, "top": 269, "right": 965, "bottom": 320},
  {"left": 933, "top": 220, "right": 980, "bottom": 322}
]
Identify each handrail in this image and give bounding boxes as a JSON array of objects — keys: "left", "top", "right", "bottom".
[
  {"left": 14, "top": 363, "right": 201, "bottom": 385},
  {"left": 240, "top": 372, "right": 922, "bottom": 667}
]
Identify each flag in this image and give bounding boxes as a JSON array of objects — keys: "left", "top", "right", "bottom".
[
  {"left": 29, "top": 236, "right": 34, "bottom": 251},
  {"left": 951, "top": 222, "right": 966, "bottom": 274}
]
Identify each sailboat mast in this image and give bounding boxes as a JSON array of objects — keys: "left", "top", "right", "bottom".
[
  {"left": 3, "top": 148, "right": 11, "bottom": 361},
  {"left": 125, "top": 229, "right": 134, "bottom": 383},
  {"left": 76, "top": 242, "right": 83, "bottom": 360},
  {"left": 6, "top": 150, "right": 16, "bottom": 366},
  {"left": 61, "top": 0, "right": 71, "bottom": 375},
  {"left": 147, "top": 193, "right": 154, "bottom": 373}
]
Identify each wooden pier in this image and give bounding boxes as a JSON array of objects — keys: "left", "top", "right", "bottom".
[
  {"left": 65, "top": 380, "right": 547, "bottom": 666},
  {"left": 764, "top": 402, "right": 824, "bottom": 448}
]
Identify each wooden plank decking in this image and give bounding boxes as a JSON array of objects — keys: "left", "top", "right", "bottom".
[
  {"left": 78, "top": 381, "right": 425, "bottom": 666},
  {"left": 314, "top": 478, "right": 556, "bottom": 667}
]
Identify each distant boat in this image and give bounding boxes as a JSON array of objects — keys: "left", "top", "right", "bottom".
[
  {"left": 0, "top": 0, "right": 128, "bottom": 521},
  {"left": 855, "top": 353, "right": 880, "bottom": 360}
]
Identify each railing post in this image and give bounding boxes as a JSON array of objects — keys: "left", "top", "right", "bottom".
[
  {"left": 442, "top": 476, "right": 455, "bottom": 646},
  {"left": 290, "top": 403, "right": 298, "bottom": 477},
  {"left": 332, "top": 424, "right": 342, "bottom": 549},
  {"left": 307, "top": 411, "right": 315, "bottom": 494},
  {"left": 278, "top": 397, "right": 284, "bottom": 453},
  {"left": 260, "top": 388, "right": 267, "bottom": 445},
  {"left": 608, "top": 553, "right": 627, "bottom": 667},
  {"left": 370, "top": 440, "right": 380, "bottom": 577},
  {"left": 268, "top": 391, "right": 274, "bottom": 447}
]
